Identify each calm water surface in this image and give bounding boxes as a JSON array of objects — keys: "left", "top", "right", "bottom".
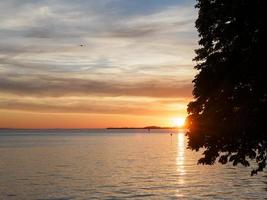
[{"left": 0, "top": 129, "right": 266, "bottom": 200}]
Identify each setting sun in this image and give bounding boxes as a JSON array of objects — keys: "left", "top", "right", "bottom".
[{"left": 171, "top": 117, "right": 186, "bottom": 128}]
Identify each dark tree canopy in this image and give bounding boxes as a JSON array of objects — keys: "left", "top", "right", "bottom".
[{"left": 187, "top": 0, "right": 266, "bottom": 175}]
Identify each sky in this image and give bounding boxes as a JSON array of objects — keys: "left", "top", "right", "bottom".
[{"left": 0, "top": 0, "right": 198, "bottom": 128}]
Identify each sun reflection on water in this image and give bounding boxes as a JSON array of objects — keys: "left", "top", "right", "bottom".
[{"left": 176, "top": 132, "right": 185, "bottom": 179}]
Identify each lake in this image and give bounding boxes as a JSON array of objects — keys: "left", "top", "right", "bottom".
[{"left": 0, "top": 129, "right": 266, "bottom": 199}]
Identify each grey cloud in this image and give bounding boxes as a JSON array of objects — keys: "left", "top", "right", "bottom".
[
  {"left": 0, "top": 74, "right": 192, "bottom": 98},
  {"left": 0, "top": 1, "right": 196, "bottom": 45},
  {"left": 0, "top": 1, "right": 196, "bottom": 106}
]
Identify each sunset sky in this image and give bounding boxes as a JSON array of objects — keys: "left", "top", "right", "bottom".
[{"left": 0, "top": 0, "right": 198, "bottom": 128}]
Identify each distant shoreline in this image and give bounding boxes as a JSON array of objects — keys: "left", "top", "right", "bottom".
[{"left": 107, "top": 126, "right": 178, "bottom": 130}]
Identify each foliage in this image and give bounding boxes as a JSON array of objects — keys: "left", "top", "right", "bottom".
[{"left": 187, "top": 0, "right": 266, "bottom": 175}]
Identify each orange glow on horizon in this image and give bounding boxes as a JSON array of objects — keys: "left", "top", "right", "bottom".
[{"left": 0, "top": 110, "right": 189, "bottom": 129}]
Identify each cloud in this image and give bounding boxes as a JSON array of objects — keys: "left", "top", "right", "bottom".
[
  {"left": 0, "top": 0, "right": 197, "bottom": 117},
  {"left": 0, "top": 73, "right": 192, "bottom": 98},
  {"left": 0, "top": 96, "right": 187, "bottom": 115},
  {"left": 0, "top": 1, "right": 197, "bottom": 52}
]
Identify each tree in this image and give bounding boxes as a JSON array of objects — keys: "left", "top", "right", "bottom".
[{"left": 187, "top": 0, "right": 266, "bottom": 175}]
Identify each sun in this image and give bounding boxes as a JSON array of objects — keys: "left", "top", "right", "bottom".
[{"left": 171, "top": 117, "right": 186, "bottom": 128}]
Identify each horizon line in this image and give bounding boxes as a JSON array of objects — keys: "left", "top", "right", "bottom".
[{"left": 0, "top": 126, "right": 183, "bottom": 130}]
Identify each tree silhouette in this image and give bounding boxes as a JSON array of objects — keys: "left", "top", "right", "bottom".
[{"left": 187, "top": 0, "right": 266, "bottom": 175}]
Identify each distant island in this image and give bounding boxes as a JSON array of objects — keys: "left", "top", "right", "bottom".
[{"left": 107, "top": 126, "right": 179, "bottom": 130}]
